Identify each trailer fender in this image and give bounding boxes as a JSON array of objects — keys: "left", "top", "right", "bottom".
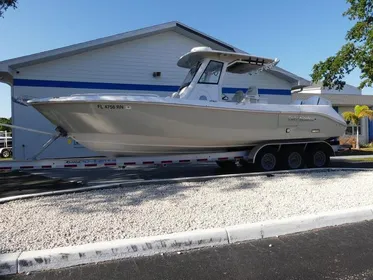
[{"left": 248, "top": 143, "right": 281, "bottom": 163}]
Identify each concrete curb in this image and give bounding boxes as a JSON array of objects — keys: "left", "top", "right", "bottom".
[
  {"left": 226, "top": 205, "right": 373, "bottom": 243},
  {"left": 1, "top": 167, "right": 371, "bottom": 204},
  {"left": 17, "top": 227, "right": 228, "bottom": 274},
  {"left": 333, "top": 155, "right": 373, "bottom": 159},
  {"left": 2, "top": 204, "right": 373, "bottom": 275},
  {"left": 0, "top": 252, "right": 20, "bottom": 276}
]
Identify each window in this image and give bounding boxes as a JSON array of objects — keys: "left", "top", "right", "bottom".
[
  {"left": 198, "top": 60, "right": 223, "bottom": 84},
  {"left": 178, "top": 62, "right": 202, "bottom": 92},
  {"left": 345, "top": 122, "right": 362, "bottom": 135}
]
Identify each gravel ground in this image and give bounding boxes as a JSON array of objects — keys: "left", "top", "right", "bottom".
[{"left": 0, "top": 170, "right": 371, "bottom": 254}]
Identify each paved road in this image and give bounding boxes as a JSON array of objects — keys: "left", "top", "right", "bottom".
[
  {"left": 26, "top": 157, "right": 373, "bottom": 185},
  {"left": 5, "top": 220, "right": 373, "bottom": 280},
  {"left": 1, "top": 157, "right": 373, "bottom": 199}
]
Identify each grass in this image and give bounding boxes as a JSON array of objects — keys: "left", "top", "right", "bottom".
[
  {"left": 336, "top": 148, "right": 373, "bottom": 156},
  {"left": 347, "top": 157, "right": 373, "bottom": 162},
  {"left": 339, "top": 146, "right": 373, "bottom": 161}
]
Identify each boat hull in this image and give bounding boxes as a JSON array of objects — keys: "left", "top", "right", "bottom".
[{"left": 30, "top": 99, "right": 347, "bottom": 156}]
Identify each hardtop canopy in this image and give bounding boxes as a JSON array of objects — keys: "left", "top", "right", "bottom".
[{"left": 177, "top": 47, "right": 278, "bottom": 74}]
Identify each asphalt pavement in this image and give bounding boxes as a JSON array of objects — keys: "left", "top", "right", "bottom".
[
  {"left": 26, "top": 157, "right": 373, "bottom": 186},
  {"left": 22, "top": 157, "right": 373, "bottom": 184},
  {"left": 1, "top": 157, "right": 373, "bottom": 199},
  {"left": 4, "top": 220, "right": 373, "bottom": 280}
]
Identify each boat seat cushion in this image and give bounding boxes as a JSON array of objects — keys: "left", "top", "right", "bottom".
[{"left": 231, "top": 90, "right": 245, "bottom": 103}]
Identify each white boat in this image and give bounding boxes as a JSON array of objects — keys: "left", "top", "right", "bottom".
[{"left": 28, "top": 47, "right": 347, "bottom": 157}]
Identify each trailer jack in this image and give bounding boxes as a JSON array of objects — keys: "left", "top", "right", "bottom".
[{"left": 30, "top": 126, "right": 68, "bottom": 160}]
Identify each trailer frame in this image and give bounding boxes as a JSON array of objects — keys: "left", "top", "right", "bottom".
[{"left": 0, "top": 139, "right": 343, "bottom": 172}]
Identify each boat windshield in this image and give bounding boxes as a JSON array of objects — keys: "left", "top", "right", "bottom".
[{"left": 178, "top": 62, "right": 202, "bottom": 92}]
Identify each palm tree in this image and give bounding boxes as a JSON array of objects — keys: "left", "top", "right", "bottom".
[{"left": 342, "top": 105, "right": 373, "bottom": 149}]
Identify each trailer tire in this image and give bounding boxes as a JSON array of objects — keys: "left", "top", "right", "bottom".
[
  {"left": 255, "top": 146, "right": 278, "bottom": 172},
  {"left": 281, "top": 147, "right": 305, "bottom": 170},
  {"left": 1, "top": 149, "right": 11, "bottom": 158},
  {"left": 306, "top": 145, "right": 330, "bottom": 168},
  {"left": 216, "top": 160, "right": 236, "bottom": 170}
]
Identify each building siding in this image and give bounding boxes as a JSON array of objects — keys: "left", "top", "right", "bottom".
[
  {"left": 14, "top": 31, "right": 292, "bottom": 91},
  {"left": 11, "top": 31, "right": 293, "bottom": 159}
]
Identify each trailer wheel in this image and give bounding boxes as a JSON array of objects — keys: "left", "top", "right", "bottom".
[
  {"left": 281, "top": 147, "right": 305, "bottom": 170},
  {"left": 307, "top": 145, "right": 330, "bottom": 168},
  {"left": 216, "top": 160, "right": 236, "bottom": 170},
  {"left": 255, "top": 147, "right": 278, "bottom": 171},
  {"left": 1, "top": 149, "right": 11, "bottom": 158}
]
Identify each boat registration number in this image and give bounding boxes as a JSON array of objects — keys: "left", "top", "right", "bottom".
[{"left": 96, "top": 104, "right": 131, "bottom": 110}]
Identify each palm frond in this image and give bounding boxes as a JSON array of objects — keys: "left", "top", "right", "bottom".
[
  {"left": 355, "top": 105, "right": 370, "bottom": 116},
  {"left": 342, "top": 111, "right": 359, "bottom": 125},
  {"left": 358, "top": 109, "right": 373, "bottom": 119}
]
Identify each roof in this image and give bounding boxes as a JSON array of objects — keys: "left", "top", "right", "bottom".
[
  {"left": 271, "top": 67, "right": 310, "bottom": 87},
  {"left": 295, "top": 82, "right": 362, "bottom": 95},
  {"left": 292, "top": 92, "right": 373, "bottom": 106},
  {"left": 0, "top": 21, "right": 310, "bottom": 87}
]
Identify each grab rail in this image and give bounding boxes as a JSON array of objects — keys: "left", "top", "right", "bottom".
[{"left": 70, "top": 93, "right": 160, "bottom": 97}]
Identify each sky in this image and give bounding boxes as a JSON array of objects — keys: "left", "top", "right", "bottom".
[{"left": 0, "top": 0, "right": 368, "bottom": 118}]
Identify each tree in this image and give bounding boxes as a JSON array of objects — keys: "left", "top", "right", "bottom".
[
  {"left": 311, "top": 0, "right": 373, "bottom": 90},
  {"left": 0, "top": 0, "right": 17, "bottom": 18},
  {"left": 342, "top": 105, "right": 373, "bottom": 149},
  {"left": 0, "top": 117, "right": 11, "bottom": 133}
]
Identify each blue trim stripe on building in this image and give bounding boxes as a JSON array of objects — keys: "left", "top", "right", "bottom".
[
  {"left": 13, "top": 79, "right": 291, "bottom": 96},
  {"left": 13, "top": 79, "right": 180, "bottom": 92},
  {"left": 369, "top": 119, "right": 373, "bottom": 142}
]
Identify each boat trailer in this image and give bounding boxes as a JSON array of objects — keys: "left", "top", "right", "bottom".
[{"left": 0, "top": 123, "right": 344, "bottom": 172}]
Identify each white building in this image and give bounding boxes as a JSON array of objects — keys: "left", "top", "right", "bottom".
[
  {"left": 0, "top": 21, "right": 313, "bottom": 159},
  {"left": 292, "top": 83, "right": 373, "bottom": 146}
]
